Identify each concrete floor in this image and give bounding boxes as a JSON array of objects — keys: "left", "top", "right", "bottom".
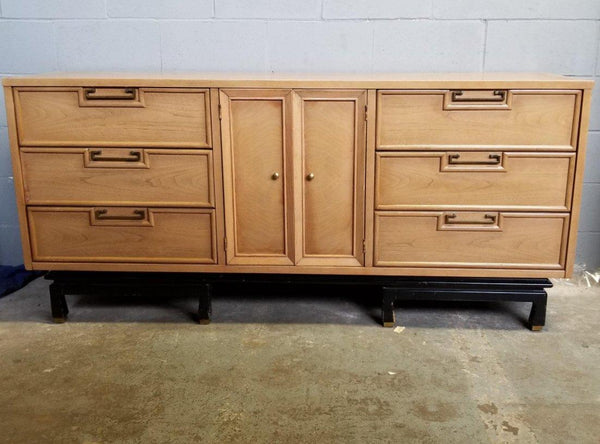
[{"left": 0, "top": 277, "right": 598, "bottom": 443}]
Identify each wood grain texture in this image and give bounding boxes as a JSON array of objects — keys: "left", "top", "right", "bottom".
[
  {"left": 294, "top": 90, "right": 366, "bottom": 266},
  {"left": 363, "top": 90, "right": 377, "bottom": 268},
  {"left": 377, "top": 90, "right": 580, "bottom": 150},
  {"left": 3, "top": 72, "right": 593, "bottom": 90},
  {"left": 220, "top": 89, "right": 295, "bottom": 265},
  {"left": 3, "top": 86, "right": 32, "bottom": 268},
  {"left": 210, "top": 88, "right": 227, "bottom": 265},
  {"left": 27, "top": 261, "right": 566, "bottom": 279},
  {"left": 375, "top": 151, "right": 575, "bottom": 211},
  {"left": 20, "top": 148, "right": 214, "bottom": 207},
  {"left": 564, "top": 87, "right": 593, "bottom": 276},
  {"left": 28, "top": 207, "right": 216, "bottom": 264},
  {"left": 15, "top": 87, "right": 211, "bottom": 147},
  {"left": 374, "top": 211, "right": 569, "bottom": 269},
  {"left": 2, "top": 74, "right": 592, "bottom": 279}
]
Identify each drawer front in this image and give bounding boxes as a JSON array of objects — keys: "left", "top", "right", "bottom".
[
  {"left": 15, "top": 88, "right": 211, "bottom": 147},
  {"left": 376, "top": 152, "right": 575, "bottom": 210},
  {"left": 21, "top": 149, "right": 214, "bottom": 207},
  {"left": 29, "top": 207, "right": 216, "bottom": 263},
  {"left": 377, "top": 90, "right": 580, "bottom": 150},
  {"left": 374, "top": 211, "right": 568, "bottom": 269}
]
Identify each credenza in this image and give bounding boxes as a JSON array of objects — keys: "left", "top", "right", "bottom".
[{"left": 3, "top": 73, "right": 594, "bottom": 329}]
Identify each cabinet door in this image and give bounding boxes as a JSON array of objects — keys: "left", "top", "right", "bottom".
[
  {"left": 294, "top": 90, "right": 367, "bottom": 266},
  {"left": 220, "top": 90, "right": 295, "bottom": 265}
]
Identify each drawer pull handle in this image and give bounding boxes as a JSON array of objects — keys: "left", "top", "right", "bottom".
[
  {"left": 95, "top": 209, "right": 146, "bottom": 221},
  {"left": 448, "top": 153, "right": 501, "bottom": 165},
  {"left": 306, "top": 173, "right": 315, "bottom": 181},
  {"left": 90, "top": 150, "right": 142, "bottom": 162},
  {"left": 451, "top": 90, "right": 506, "bottom": 103},
  {"left": 445, "top": 213, "right": 497, "bottom": 225},
  {"left": 271, "top": 172, "right": 280, "bottom": 180},
  {"left": 84, "top": 87, "right": 137, "bottom": 100}
]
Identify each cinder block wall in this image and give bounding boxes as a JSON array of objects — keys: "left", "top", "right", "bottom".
[{"left": 1, "top": 0, "right": 599, "bottom": 267}]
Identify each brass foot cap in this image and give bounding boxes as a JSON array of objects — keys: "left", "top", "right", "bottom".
[
  {"left": 530, "top": 325, "right": 543, "bottom": 331},
  {"left": 52, "top": 317, "right": 66, "bottom": 324},
  {"left": 198, "top": 319, "right": 211, "bottom": 325},
  {"left": 383, "top": 322, "right": 395, "bottom": 328}
]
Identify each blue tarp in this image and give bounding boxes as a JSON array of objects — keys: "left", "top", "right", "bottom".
[{"left": 0, "top": 265, "right": 44, "bottom": 298}]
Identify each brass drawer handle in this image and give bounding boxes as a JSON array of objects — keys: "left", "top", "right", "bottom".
[
  {"left": 445, "top": 213, "right": 497, "bottom": 225},
  {"left": 448, "top": 153, "right": 501, "bottom": 165},
  {"left": 271, "top": 172, "right": 280, "bottom": 180},
  {"left": 90, "top": 150, "right": 142, "bottom": 162},
  {"left": 451, "top": 90, "right": 506, "bottom": 103},
  {"left": 84, "top": 87, "right": 137, "bottom": 100},
  {"left": 306, "top": 173, "right": 315, "bottom": 181},
  {"left": 95, "top": 209, "right": 146, "bottom": 221}
]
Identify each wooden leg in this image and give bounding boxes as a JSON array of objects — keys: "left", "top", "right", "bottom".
[
  {"left": 60, "top": 291, "right": 69, "bottom": 316},
  {"left": 198, "top": 283, "right": 212, "bottom": 325},
  {"left": 49, "top": 283, "right": 68, "bottom": 323},
  {"left": 528, "top": 294, "right": 547, "bottom": 331},
  {"left": 382, "top": 287, "right": 396, "bottom": 328}
]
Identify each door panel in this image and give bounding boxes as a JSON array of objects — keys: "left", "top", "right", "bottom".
[
  {"left": 295, "top": 90, "right": 366, "bottom": 266},
  {"left": 220, "top": 89, "right": 294, "bottom": 265}
]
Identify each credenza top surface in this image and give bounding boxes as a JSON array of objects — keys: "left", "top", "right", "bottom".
[{"left": 3, "top": 72, "right": 594, "bottom": 89}]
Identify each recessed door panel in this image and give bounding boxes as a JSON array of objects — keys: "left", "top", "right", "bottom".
[
  {"left": 295, "top": 90, "right": 366, "bottom": 266},
  {"left": 220, "top": 90, "right": 294, "bottom": 265}
]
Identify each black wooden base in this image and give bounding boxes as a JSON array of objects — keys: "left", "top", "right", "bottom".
[
  {"left": 44, "top": 272, "right": 551, "bottom": 330},
  {"left": 381, "top": 278, "right": 551, "bottom": 331},
  {"left": 46, "top": 272, "right": 212, "bottom": 324}
]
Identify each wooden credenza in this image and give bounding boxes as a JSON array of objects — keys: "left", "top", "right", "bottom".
[{"left": 3, "top": 73, "right": 594, "bottom": 281}]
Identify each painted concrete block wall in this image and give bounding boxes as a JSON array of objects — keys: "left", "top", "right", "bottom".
[{"left": 0, "top": 0, "right": 599, "bottom": 267}]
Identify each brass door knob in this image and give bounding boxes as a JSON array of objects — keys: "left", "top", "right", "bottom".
[
  {"left": 306, "top": 173, "right": 315, "bottom": 181},
  {"left": 271, "top": 172, "right": 280, "bottom": 180}
]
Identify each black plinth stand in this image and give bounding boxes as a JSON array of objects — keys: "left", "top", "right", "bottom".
[
  {"left": 381, "top": 277, "right": 551, "bottom": 331},
  {"left": 45, "top": 272, "right": 552, "bottom": 331},
  {"left": 46, "top": 272, "right": 212, "bottom": 324}
]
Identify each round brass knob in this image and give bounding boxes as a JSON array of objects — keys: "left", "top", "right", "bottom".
[
  {"left": 306, "top": 173, "right": 315, "bottom": 181},
  {"left": 271, "top": 172, "right": 280, "bottom": 180}
]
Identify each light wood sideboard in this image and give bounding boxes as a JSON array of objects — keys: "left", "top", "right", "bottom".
[
  {"left": 2, "top": 73, "right": 594, "bottom": 328},
  {"left": 3, "top": 73, "right": 594, "bottom": 281}
]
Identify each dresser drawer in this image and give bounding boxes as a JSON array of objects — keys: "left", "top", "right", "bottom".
[
  {"left": 377, "top": 90, "right": 580, "bottom": 150},
  {"left": 374, "top": 211, "right": 568, "bottom": 269},
  {"left": 15, "top": 88, "right": 212, "bottom": 147},
  {"left": 28, "top": 207, "right": 216, "bottom": 264},
  {"left": 21, "top": 148, "right": 214, "bottom": 207},
  {"left": 376, "top": 152, "right": 575, "bottom": 211}
]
